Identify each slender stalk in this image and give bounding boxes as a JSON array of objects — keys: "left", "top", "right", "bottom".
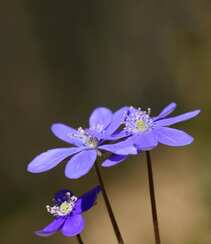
[
  {"left": 94, "top": 162, "right": 125, "bottom": 244},
  {"left": 76, "top": 234, "right": 84, "bottom": 244},
  {"left": 145, "top": 151, "right": 161, "bottom": 244}
]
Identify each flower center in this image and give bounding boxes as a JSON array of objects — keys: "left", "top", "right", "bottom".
[
  {"left": 123, "top": 107, "right": 153, "bottom": 133},
  {"left": 46, "top": 192, "right": 78, "bottom": 217},
  {"left": 85, "top": 136, "right": 98, "bottom": 148},
  {"left": 71, "top": 127, "right": 99, "bottom": 148},
  {"left": 135, "top": 119, "right": 148, "bottom": 131},
  {"left": 59, "top": 201, "right": 73, "bottom": 215}
]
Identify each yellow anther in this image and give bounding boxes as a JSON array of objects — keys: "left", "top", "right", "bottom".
[{"left": 136, "top": 120, "right": 147, "bottom": 132}]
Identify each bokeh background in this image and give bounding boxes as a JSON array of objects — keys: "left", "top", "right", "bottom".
[{"left": 0, "top": 0, "right": 210, "bottom": 243}]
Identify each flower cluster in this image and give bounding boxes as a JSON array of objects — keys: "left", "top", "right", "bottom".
[
  {"left": 28, "top": 103, "right": 200, "bottom": 174},
  {"left": 28, "top": 103, "right": 200, "bottom": 239},
  {"left": 103, "top": 103, "right": 200, "bottom": 166},
  {"left": 27, "top": 107, "right": 137, "bottom": 179}
]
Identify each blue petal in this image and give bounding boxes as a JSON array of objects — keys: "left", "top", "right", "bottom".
[
  {"left": 74, "top": 186, "right": 101, "bottom": 214},
  {"left": 86, "top": 128, "right": 103, "bottom": 141},
  {"left": 61, "top": 215, "right": 85, "bottom": 237},
  {"left": 154, "top": 127, "right": 193, "bottom": 146},
  {"left": 89, "top": 107, "right": 113, "bottom": 132},
  {"left": 27, "top": 147, "right": 84, "bottom": 173},
  {"left": 104, "top": 130, "right": 129, "bottom": 141},
  {"left": 99, "top": 141, "right": 137, "bottom": 155},
  {"left": 154, "top": 109, "right": 200, "bottom": 127},
  {"left": 102, "top": 154, "right": 128, "bottom": 167},
  {"left": 51, "top": 123, "right": 83, "bottom": 146},
  {"left": 65, "top": 150, "right": 97, "bottom": 179},
  {"left": 35, "top": 217, "right": 65, "bottom": 237},
  {"left": 153, "top": 102, "right": 177, "bottom": 121},
  {"left": 132, "top": 132, "right": 158, "bottom": 151},
  {"left": 105, "top": 106, "right": 129, "bottom": 135}
]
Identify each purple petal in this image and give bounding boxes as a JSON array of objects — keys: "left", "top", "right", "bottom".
[
  {"left": 105, "top": 106, "right": 129, "bottom": 135},
  {"left": 153, "top": 102, "right": 177, "bottom": 121},
  {"left": 74, "top": 186, "right": 101, "bottom": 214},
  {"left": 27, "top": 147, "right": 84, "bottom": 173},
  {"left": 102, "top": 154, "right": 128, "bottom": 167},
  {"left": 51, "top": 123, "right": 83, "bottom": 146},
  {"left": 89, "top": 107, "right": 113, "bottom": 132},
  {"left": 154, "top": 127, "right": 193, "bottom": 146},
  {"left": 99, "top": 141, "right": 137, "bottom": 155},
  {"left": 132, "top": 132, "right": 158, "bottom": 151},
  {"left": 104, "top": 130, "right": 129, "bottom": 141},
  {"left": 65, "top": 150, "right": 97, "bottom": 179},
  {"left": 62, "top": 215, "right": 85, "bottom": 237},
  {"left": 35, "top": 217, "right": 65, "bottom": 237},
  {"left": 154, "top": 109, "right": 200, "bottom": 127},
  {"left": 86, "top": 128, "right": 103, "bottom": 141}
]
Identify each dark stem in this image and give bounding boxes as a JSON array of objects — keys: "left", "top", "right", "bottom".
[
  {"left": 145, "top": 151, "right": 161, "bottom": 244},
  {"left": 76, "top": 234, "right": 84, "bottom": 244},
  {"left": 94, "top": 162, "right": 125, "bottom": 244}
]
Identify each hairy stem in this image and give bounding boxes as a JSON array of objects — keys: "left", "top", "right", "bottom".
[
  {"left": 94, "top": 162, "right": 125, "bottom": 244},
  {"left": 145, "top": 151, "right": 161, "bottom": 244},
  {"left": 76, "top": 234, "right": 84, "bottom": 244}
]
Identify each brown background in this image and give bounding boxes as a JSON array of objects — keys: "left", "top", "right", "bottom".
[{"left": 0, "top": 1, "right": 210, "bottom": 243}]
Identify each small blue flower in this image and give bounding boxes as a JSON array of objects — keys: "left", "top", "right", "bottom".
[
  {"left": 102, "top": 103, "right": 200, "bottom": 167},
  {"left": 35, "top": 186, "right": 101, "bottom": 237},
  {"left": 27, "top": 107, "right": 136, "bottom": 178}
]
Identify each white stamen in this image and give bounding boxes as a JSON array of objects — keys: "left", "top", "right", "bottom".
[
  {"left": 46, "top": 195, "right": 78, "bottom": 217},
  {"left": 123, "top": 107, "right": 153, "bottom": 133},
  {"left": 66, "top": 192, "right": 71, "bottom": 201},
  {"left": 68, "top": 127, "right": 99, "bottom": 148}
]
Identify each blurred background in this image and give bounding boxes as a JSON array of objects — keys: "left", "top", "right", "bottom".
[{"left": 0, "top": 0, "right": 210, "bottom": 243}]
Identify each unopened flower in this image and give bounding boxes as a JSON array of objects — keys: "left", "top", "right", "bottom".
[
  {"left": 35, "top": 186, "right": 101, "bottom": 237},
  {"left": 102, "top": 103, "right": 200, "bottom": 167},
  {"left": 27, "top": 107, "right": 136, "bottom": 178}
]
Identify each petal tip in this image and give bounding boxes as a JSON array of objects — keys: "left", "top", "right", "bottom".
[
  {"left": 195, "top": 109, "right": 201, "bottom": 115},
  {"left": 64, "top": 165, "right": 87, "bottom": 179},
  {"left": 64, "top": 170, "right": 80, "bottom": 180},
  {"left": 34, "top": 230, "right": 54, "bottom": 237},
  {"left": 34, "top": 231, "right": 43, "bottom": 237},
  {"left": 27, "top": 166, "right": 33, "bottom": 173},
  {"left": 50, "top": 123, "right": 61, "bottom": 131},
  {"left": 101, "top": 162, "right": 110, "bottom": 167},
  {"left": 170, "top": 102, "right": 177, "bottom": 107},
  {"left": 27, "top": 163, "right": 39, "bottom": 173}
]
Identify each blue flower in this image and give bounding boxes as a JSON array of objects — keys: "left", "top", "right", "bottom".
[
  {"left": 35, "top": 186, "right": 101, "bottom": 237},
  {"left": 102, "top": 103, "right": 200, "bottom": 167},
  {"left": 27, "top": 107, "right": 136, "bottom": 178}
]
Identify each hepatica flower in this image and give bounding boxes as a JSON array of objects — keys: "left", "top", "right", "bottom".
[
  {"left": 27, "top": 107, "right": 136, "bottom": 178},
  {"left": 102, "top": 103, "right": 200, "bottom": 167},
  {"left": 36, "top": 186, "right": 101, "bottom": 237}
]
